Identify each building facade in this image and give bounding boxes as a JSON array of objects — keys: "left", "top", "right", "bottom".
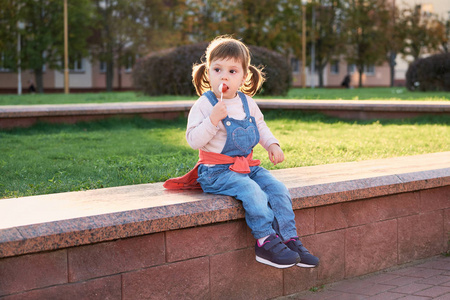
[
  {"left": 1, "top": 58, "right": 392, "bottom": 94},
  {"left": 0, "top": 59, "right": 133, "bottom": 94}
]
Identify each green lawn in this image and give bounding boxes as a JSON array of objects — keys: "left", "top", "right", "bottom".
[
  {"left": 0, "top": 92, "right": 196, "bottom": 105},
  {"left": 0, "top": 87, "right": 448, "bottom": 105},
  {"left": 284, "top": 88, "right": 450, "bottom": 101},
  {"left": 1, "top": 111, "right": 449, "bottom": 199}
]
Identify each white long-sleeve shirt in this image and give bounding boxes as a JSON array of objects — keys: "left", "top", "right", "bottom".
[{"left": 186, "top": 93, "right": 279, "bottom": 154}]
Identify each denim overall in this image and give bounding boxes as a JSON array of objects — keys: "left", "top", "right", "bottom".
[{"left": 197, "top": 91, "right": 297, "bottom": 240}]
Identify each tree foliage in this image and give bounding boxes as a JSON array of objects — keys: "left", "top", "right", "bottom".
[
  {"left": 399, "top": 5, "right": 447, "bottom": 61},
  {"left": 0, "top": 0, "right": 18, "bottom": 70},
  {"left": 1, "top": 0, "right": 449, "bottom": 93},
  {"left": 311, "top": 0, "right": 346, "bottom": 87},
  {"left": 342, "top": 0, "right": 391, "bottom": 87},
  {"left": 0, "top": 0, "right": 93, "bottom": 92}
]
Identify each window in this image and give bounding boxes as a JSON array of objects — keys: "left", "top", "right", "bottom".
[
  {"left": 125, "top": 54, "right": 135, "bottom": 73},
  {"left": 330, "top": 60, "right": 339, "bottom": 74},
  {"left": 347, "top": 63, "right": 356, "bottom": 74},
  {"left": 291, "top": 58, "right": 299, "bottom": 73},
  {"left": 100, "top": 61, "right": 107, "bottom": 73},
  {"left": 365, "top": 65, "right": 375, "bottom": 75},
  {"left": 0, "top": 52, "right": 13, "bottom": 72},
  {"left": 69, "top": 54, "right": 84, "bottom": 72}
]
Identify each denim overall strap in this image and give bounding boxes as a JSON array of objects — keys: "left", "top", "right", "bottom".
[
  {"left": 203, "top": 91, "right": 250, "bottom": 117},
  {"left": 203, "top": 90, "right": 219, "bottom": 107},
  {"left": 237, "top": 91, "right": 251, "bottom": 118}
]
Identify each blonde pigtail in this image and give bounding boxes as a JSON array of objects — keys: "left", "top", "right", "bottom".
[
  {"left": 240, "top": 65, "right": 266, "bottom": 97},
  {"left": 192, "top": 63, "right": 210, "bottom": 96}
]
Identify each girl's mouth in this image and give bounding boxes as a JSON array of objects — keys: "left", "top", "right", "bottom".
[{"left": 219, "top": 83, "right": 229, "bottom": 93}]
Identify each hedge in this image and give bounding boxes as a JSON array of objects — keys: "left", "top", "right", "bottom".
[
  {"left": 406, "top": 53, "right": 450, "bottom": 91},
  {"left": 132, "top": 42, "right": 291, "bottom": 96}
]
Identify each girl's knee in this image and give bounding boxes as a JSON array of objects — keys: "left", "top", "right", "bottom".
[{"left": 266, "top": 180, "right": 289, "bottom": 196}]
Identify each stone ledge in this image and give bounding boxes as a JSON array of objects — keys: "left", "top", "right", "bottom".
[
  {"left": 1, "top": 99, "right": 449, "bottom": 129},
  {"left": 1, "top": 100, "right": 449, "bottom": 117},
  {"left": 0, "top": 151, "right": 449, "bottom": 259}
]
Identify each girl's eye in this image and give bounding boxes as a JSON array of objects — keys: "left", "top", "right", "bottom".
[
  {"left": 214, "top": 68, "right": 220, "bottom": 73},
  {"left": 230, "top": 70, "right": 237, "bottom": 74}
]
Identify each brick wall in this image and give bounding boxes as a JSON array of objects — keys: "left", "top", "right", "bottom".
[{"left": 1, "top": 186, "right": 448, "bottom": 300}]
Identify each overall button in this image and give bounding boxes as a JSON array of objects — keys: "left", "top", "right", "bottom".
[
  {"left": 249, "top": 119, "right": 252, "bottom": 122},
  {"left": 226, "top": 121, "right": 231, "bottom": 126}
]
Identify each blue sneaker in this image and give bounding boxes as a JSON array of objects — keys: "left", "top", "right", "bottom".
[
  {"left": 255, "top": 234, "right": 300, "bottom": 268},
  {"left": 285, "top": 237, "right": 319, "bottom": 268}
]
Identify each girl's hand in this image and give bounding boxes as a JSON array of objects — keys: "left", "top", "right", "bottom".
[
  {"left": 268, "top": 143, "right": 284, "bottom": 165},
  {"left": 210, "top": 101, "right": 228, "bottom": 126}
]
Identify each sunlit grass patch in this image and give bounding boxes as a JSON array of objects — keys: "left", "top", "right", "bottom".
[{"left": 1, "top": 112, "right": 448, "bottom": 198}]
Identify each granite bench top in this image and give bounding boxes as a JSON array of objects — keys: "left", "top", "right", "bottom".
[
  {"left": 0, "top": 152, "right": 449, "bottom": 258},
  {"left": 1, "top": 99, "right": 449, "bottom": 118}
]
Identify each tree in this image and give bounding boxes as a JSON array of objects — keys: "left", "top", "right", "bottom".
[
  {"left": 383, "top": 1, "right": 403, "bottom": 87},
  {"left": 399, "top": 4, "right": 445, "bottom": 61},
  {"left": 241, "top": 0, "right": 282, "bottom": 49},
  {"left": 343, "top": 0, "right": 390, "bottom": 87},
  {"left": 427, "top": 17, "right": 448, "bottom": 54},
  {"left": 91, "top": 0, "right": 188, "bottom": 91},
  {"left": 10, "top": 0, "right": 93, "bottom": 93},
  {"left": 312, "top": 0, "right": 346, "bottom": 87},
  {"left": 0, "top": 0, "right": 19, "bottom": 71},
  {"left": 266, "top": 0, "right": 302, "bottom": 60},
  {"left": 181, "top": 0, "right": 243, "bottom": 42},
  {"left": 443, "top": 17, "right": 450, "bottom": 53}
]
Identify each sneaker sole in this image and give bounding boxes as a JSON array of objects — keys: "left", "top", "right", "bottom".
[
  {"left": 255, "top": 256, "right": 296, "bottom": 269},
  {"left": 296, "top": 262, "right": 319, "bottom": 268}
]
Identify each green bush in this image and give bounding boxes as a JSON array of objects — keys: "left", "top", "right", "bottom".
[
  {"left": 406, "top": 53, "right": 450, "bottom": 91},
  {"left": 249, "top": 45, "right": 292, "bottom": 96},
  {"left": 132, "top": 42, "right": 291, "bottom": 96}
]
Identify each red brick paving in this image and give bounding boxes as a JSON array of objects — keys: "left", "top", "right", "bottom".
[{"left": 278, "top": 255, "right": 450, "bottom": 299}]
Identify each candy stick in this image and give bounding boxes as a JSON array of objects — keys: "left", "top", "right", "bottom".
[{"left": 219, "top": 83, "right": 227, "bottom": 102}]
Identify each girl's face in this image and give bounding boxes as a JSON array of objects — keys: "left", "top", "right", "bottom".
[{"left": 208, "top": 58, "right": 246, "bottom": 99}]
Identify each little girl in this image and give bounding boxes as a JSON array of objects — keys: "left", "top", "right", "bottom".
[{"left": 164, "top": 36, "right": 319, "bottom": 269}]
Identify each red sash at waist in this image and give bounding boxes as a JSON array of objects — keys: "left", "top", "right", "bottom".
[{"left": 163, "top": 150, "right": 261, "bottom": 190}]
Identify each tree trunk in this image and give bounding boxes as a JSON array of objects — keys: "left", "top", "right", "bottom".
[
  {"left": 34, "top": 68, "right": 44, "bottom": 93},
  {"left": 104, "top": 0, "right": 113, "bottom": 92},
  {"left": 358, "top": 69, "right": 363, "bottom": 88},
  {"left": 106, "top": 60, "right": 114, "bottom": 92},
  {"left": 318, "top": 64, "right": 325, "bottom": 88},
  {"left": 389, "top": 51, "right": 396, "bottom": 87},
  {"left": 118, "top": 66, "right": 122, "bottom": 91},
  {"left": 117, "top": 47, "right": 122, "bottom": 91}
]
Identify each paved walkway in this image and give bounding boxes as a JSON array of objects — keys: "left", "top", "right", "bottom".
[{"left": 281, "top": 255, "right": 450, "bottom": 300}]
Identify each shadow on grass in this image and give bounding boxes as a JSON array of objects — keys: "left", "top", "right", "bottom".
[
  {"left": 1, "top": 116, "right": 188, "bottom": 135},
  {"left": 262, "top": 109, "right": 450, "bottom": 126},
  {"left": 2, "top": 110, "right": 449, "bottom": 136}
]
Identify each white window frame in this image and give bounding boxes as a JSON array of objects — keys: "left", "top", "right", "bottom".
[
  {"left": 347, "top": 63, "right": 356, "bottom": 74},
  {"left": 291, "top": 58, "right": 300, "bottom": 74},
  {"left": 100, "top": 61, "right": 107, "bottom": 73},
  {"left": 0, "top": 53, "right": 11, "bottom": 72},
  {"left": 69, "top": 56, "right": 84, "bottom": 72},
  {"left": 365, "top": 64, "right": 375, "bottom": 76},
  {"left": 330, "top": 60, "right": 339, "bottom": 74}
]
